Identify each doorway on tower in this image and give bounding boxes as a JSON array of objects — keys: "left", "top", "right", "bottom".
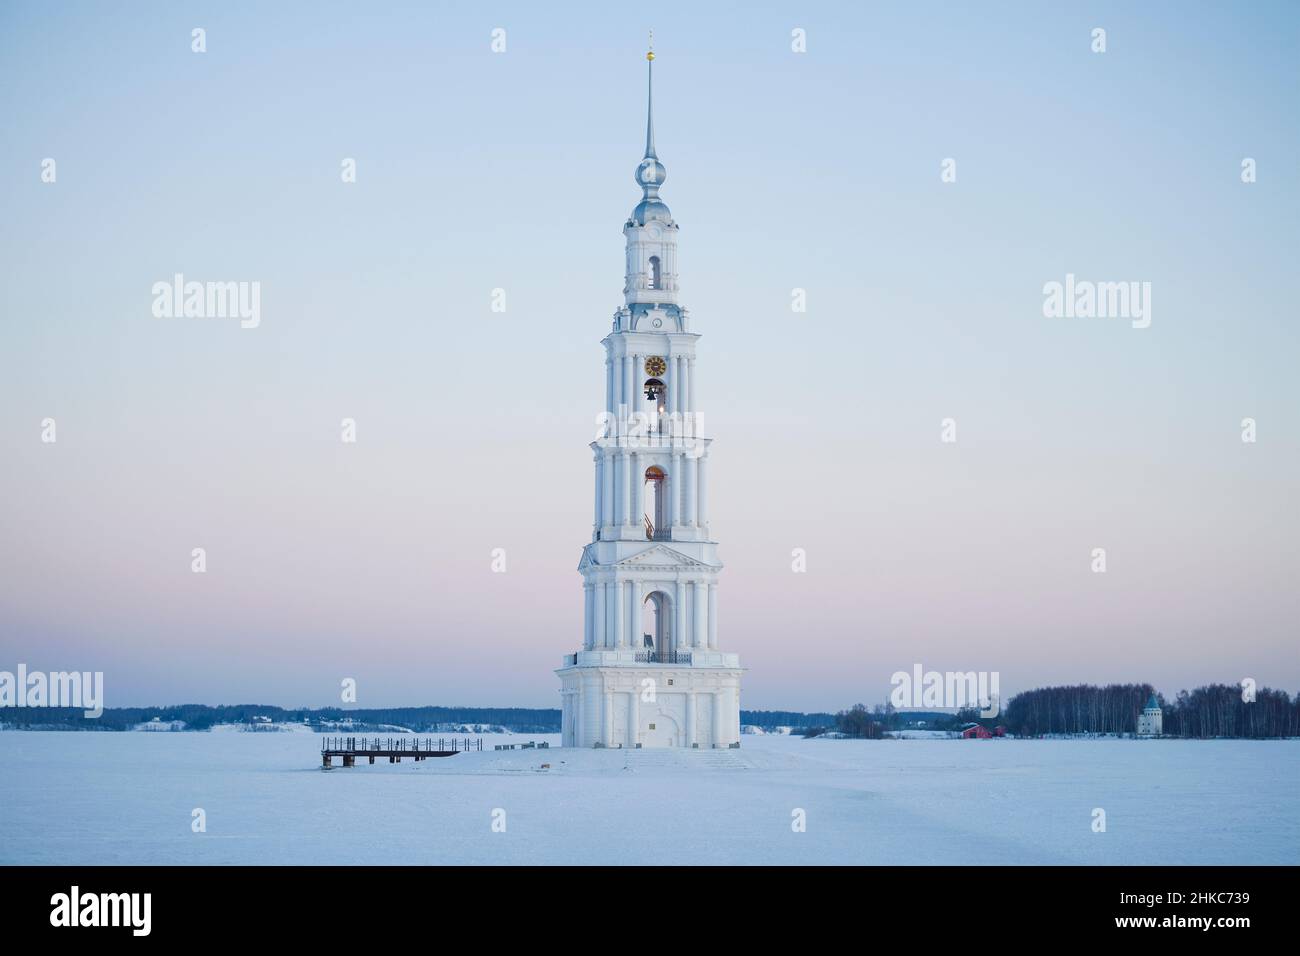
[
  {"left": 642, "top": 712, "right": 679, "bottom": 748},
  {"left": 640, "top": 590, "right": 674, "bottom": 662},
  {"left": 643, "top": 465, "right": 669, "bottom": 540}
]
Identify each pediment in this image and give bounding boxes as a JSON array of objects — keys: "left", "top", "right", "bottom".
[
  {"left": 614, "top": 544, "right": 717, "bottom": 571},
  {"left": 578, "top": 543, "right": 720, "bottom": 573}
]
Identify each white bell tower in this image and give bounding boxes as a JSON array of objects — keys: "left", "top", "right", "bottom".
[{"left": 557, "top": 40, "right": 742, "bottom": 749}]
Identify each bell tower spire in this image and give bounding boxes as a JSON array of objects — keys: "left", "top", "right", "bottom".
[
  {"left": 644, "top": 30, "right": 657, "bottom": 161},
  {"left": 622, "top": 32, "right": 680, "bottom": 324},
  {"left": 557, "top": 38, "right": 741, "bottom": 751}
]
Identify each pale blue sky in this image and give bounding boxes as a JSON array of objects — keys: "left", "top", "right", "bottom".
[{"left": 2, "top": 2, "right": 1297, "bottom": 711}]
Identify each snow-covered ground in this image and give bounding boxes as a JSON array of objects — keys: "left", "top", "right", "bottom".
[{"left": 0, "top": 732, "right": 1295, "bottom": 865}]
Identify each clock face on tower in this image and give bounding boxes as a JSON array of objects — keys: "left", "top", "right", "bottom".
[{"left": 644, "top": 356, "right": 667, "bottom": 377}]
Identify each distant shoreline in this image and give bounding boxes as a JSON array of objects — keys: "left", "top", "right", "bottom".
[{"left": 0, "top": 703, "right": 836, "bottom": 735}]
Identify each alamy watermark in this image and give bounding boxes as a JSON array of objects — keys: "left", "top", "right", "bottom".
[
  {"left": 151, "top": 273, "right": 260, "bottom": 329},
  {"left": 891, "top": 663, "right": 1000, "bottom": 718},
  {"left": 0, "top": 664, "right": 103, "bottom": 718},
  {"left": 50, "top": 886, "right": 150, "bottom": 936},
  {"left": 1043, "top": 273, "right": 1151, "bottom": 329},
  {"left": 595, "top": 409, "right": 705, "bottom": 457}
]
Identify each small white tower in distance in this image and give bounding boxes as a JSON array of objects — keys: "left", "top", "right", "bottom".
[
  {"left": 557, "top": 38, "right": 742, "bottom": 749},
  {"left": 1136, "top": 693, "right": 1163, "bottom": 737}
]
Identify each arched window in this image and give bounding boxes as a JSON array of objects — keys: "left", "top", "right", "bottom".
[
  {"left": 644, "top": 466, "right": 667, "bottom": 538},
  {"left": 648, "top": 256, "right": 661, "bottom": 290},
  {"left": 641, "top": 591, "right": 673, "bottom": 658}
]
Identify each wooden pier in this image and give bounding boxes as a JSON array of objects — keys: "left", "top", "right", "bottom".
[{"left": 321, "top": 736, "right": 482, "bottom": 768}]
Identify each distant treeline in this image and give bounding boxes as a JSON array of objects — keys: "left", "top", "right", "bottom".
[
  {"left": 830, "top": 704, "right": 886, "bottom": 738},
  {"left": 800, "top": 705, "right": 955, "bottom": 738},
  {"left": 1, "top": 703, "right": 838, "bottom": 734},
  {"left": 982, "top": 683, "right": 1299, "bottom": 738},
  {"left": 1002, "top": 684, "right": 1157, "bottom": 736},
  {"left": 811, "top": 683, "right": 1300, "bottom": 739},
  {"left": 740, "top": 709, "right": 836, "bottom": 729}
]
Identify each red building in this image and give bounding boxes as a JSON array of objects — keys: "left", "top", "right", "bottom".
[{"left": 960, "top": 724, "right": 993, "bottom": 739}]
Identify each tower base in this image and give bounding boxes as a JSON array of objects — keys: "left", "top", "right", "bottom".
[{"left": 557, "top": 655, "right": 742, "bottom": 749}]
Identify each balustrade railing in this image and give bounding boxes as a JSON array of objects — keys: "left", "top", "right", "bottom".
[
  {"left": 565, "top": 650, "right": 693, "bottom": 664},
  {"left": 634, "top": 650, "right": 691, "bottom": 664}
]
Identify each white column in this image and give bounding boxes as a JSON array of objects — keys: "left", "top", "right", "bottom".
[
  {"left": 623, "top": 354, "right": 633, "bottom": 413},
  {"left": 674, "top": 581, "right": 686, "bottom": 653},
  {"left": 624, "top": 452, "right": 634, "bottom": 528},
  {"left": 728, "top": 686, "right": 738, "bottom": 745},
  {"left": 611, "top": 580, "right": 623, "bottom": 648},
  {"left": 697, "top": 454, "right": 708, "bottom": 531},
  {"left": 613, "top": 353, "right": 623, "bottom": 418},
  {"left": 712, "top": 691, "right": 724, "bottom": 748},
  {"left": 687, "top": 357, "right": 696, "bottom": 415},
  {"left": 613, "top": 453, "right": 623, "bottom": 527},
  {"left": 668, "top": 453, "right": 679, "bottom": 528},
  {"left": 628, "top": 691, "right": 639, "bottom": 748},
  {"left": 583, "top": 583, "right": 594, "bottom": 650},
  {"left": 603, "top": 691, "right": 613, "bottom": 747},
  {"left": 626, "top": 348, "right": 637, "bottom": 413},
  {"left": 681, "top": 450, "right": 691, "bottom": 528},
  {"left": 686, "top": 693, "right": 697, "bottom": 748},
  {"left": 593, "top": 583, "right": 606, "bottom": 651},
  {"left": 675, "top": 357, "right": 684, "bottom": 415},
  {"left": 707, "top": 582, "right": 718, "bottom": 649},
  {"left": 577, "top": 681, "right": 586, "bottom": 745},
  {"left": 593, "top": 455, "right": 601, "bottom": 537},
  {"left": 601, "top": 452, "right": 613, "bottom": 529},
  {"left": 630, "top": 579, "right": 642, "bottom": 650},
  {"left": 664, "top": 356, "right": 673, "bottom": 416},
  {"left": 605, "top": 357, "right": 612, "bottom": 414},
  {"left": 684, "top": 452, "right": 697, "bottom": 526},
  {"left": 608, "top": 580, "right": 618, "bottom": 647},
  {"left": 694, "top": 581, "right": 707, "bottom": 649},
  {"left": 631, "top": 453, "right": 642, "bottom": 535}
]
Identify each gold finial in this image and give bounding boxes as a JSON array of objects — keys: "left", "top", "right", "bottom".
[{"left": 647, "top": 28, "right": 654, "bottom": 61}]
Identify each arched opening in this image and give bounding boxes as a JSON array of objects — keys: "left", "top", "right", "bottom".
[
  {"left": 642, "top": 710, "right": 679, "bottom": 748},
  {"left": 643, "top": 378, "right": 666, "bottom": 433},
  {"left": 648, "top": 256, "right": 662, "bottom": 290},
  {"left": 641, "top": 590, "right": 673, "bottom": 659},
  {"left": 644, "top": 466, "right": 666, "bottom": 539}
]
